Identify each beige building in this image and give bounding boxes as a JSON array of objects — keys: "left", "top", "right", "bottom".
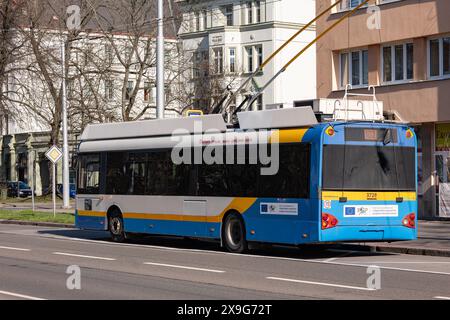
[{"left": 316, "top": 0, "right": 450, "bottom": 218}]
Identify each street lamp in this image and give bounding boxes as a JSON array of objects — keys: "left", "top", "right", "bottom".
[
  {"left": 52, "top": 15, "right": 70, "bottom": 209},
  {"left": 61, "top": 35, "right": 70, "bottom": 209},
  {"left": 156, "top": 0, "right": 165, "bottom": 119}
]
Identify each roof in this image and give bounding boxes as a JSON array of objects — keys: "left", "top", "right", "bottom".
[
  {"left": 80, "top": 107, "right": 319, "bottom": 142},
  {"left": 13, "top": 0, "right": 180, "bottom": 39},
  {"left": 80, "top": 115, "right": 228, "bottom": 141}
]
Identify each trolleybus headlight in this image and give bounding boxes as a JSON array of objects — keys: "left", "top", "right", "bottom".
[
  {"left": 322, "top": 213, "right": 339, "bottom": 230},
  {"left": 402, "top": 213, "right": 416, "bottom": 229}
]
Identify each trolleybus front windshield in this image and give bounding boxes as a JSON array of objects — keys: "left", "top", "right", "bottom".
[{"left": 322, "top": 145, "right": 416, "bottom": 191}]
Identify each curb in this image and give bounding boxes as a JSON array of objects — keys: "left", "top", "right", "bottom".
[
  {"left": 0, "top": 220, "right": 75, "bottom": 229},
  {"left": 338, "top": 243, "right": 450, "bottom": 258}
]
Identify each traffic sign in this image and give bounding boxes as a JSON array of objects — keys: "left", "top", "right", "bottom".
[{"left": 45, "top": 146, "right": 63, "bottom": 164}]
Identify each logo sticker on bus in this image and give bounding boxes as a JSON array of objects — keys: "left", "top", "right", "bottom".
[
  {"left": 344, "top": 205, "right": 399, "bottom": 218},
  {"left": 260, "top": 203, "right": 298, "bottom": 216},
  {"left": 323, "top": 200, "right": 332, "bottom": 209}
]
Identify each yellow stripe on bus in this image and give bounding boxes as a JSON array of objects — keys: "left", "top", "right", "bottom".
[
  {"left": 321, "top": 191, "right": 417, "bottom": 202},
  {"left": 77, "top": 198, "right": 258, "bottom": 223},
  {"left": 78, "top": 211, "right": 106, "bottom": 218},
  {"left": 270, "top": 129, "right": 309, "bottom": 144}
]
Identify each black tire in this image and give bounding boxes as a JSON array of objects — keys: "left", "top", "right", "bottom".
[
  {"left": 108, "top": 209, "right": 126, "bottom": 243},
  {"left": 222, "top": 213, "right": 248, "bottom": 253}
]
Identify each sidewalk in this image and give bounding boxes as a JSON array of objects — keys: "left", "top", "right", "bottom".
[
  {"left": 344, "top": 220, "right": 450, "bottom": 257},
  {"left": 0, "top": 202, "right": 74, "bottom": 214}
]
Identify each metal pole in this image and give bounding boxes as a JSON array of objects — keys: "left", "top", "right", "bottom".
[
  {"left": 156, "top": 0, "right": 165, "bottom": 119},
  {"left": 31, "top": 151, "right": 35, "bottom": 212},
  {"left": 61, "top": 36, "right": 70, "bottom": 209},
  {"left": 52, "top": 162, "right": 56, "bottom": 218}
]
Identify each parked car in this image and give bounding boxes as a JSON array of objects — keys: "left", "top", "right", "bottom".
[{"left": 7, "top": 181, "right": 32, "bottom": 198}]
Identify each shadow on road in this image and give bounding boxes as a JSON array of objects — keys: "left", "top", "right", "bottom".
[{"left": 38, "top": 228, "right": 392, "bottom": 261}]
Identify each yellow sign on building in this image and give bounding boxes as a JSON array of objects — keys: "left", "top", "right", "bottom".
[{"left": 436, "top": 124, "right": 450, "bottom": 151}]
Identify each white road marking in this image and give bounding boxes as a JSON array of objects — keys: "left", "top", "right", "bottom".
[
  {"left": 1, "top": 229, "right": 449, "bottom": 277},
  {"left": 323, "top": 251, "right": 356, "bottom": 263},
  {"left": 434, "top": 296, "right": 450, "bottom": 300},
  {"left": 267, "top": 277, "right": 376, "bottom": 291},
  {"left": 144, "top": 262, "right": 225, "bottom": 273},
  {"left": 52, "top": 252, "right": 116, "bottom": 261},
  {"left": 0, "top": 289, "right": 46, "bottom": 300},
  {"left": 0, "top": 246, "right": 30, "bottom": 252}
]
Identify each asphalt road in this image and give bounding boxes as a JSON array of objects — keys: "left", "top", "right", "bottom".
[{"left": 0, "top": 224, "right": 449, "bottom": 300}]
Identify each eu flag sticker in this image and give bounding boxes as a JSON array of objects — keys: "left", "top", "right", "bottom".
[{"left": 345, "top": 207, "right": 356, "bottom": 216}]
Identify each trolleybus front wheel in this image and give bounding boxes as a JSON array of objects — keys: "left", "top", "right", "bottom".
[
  {"left": 108, "top": 209, "right": 126, "bottom": 243},
  {"left": 222, "top": 213, "right": 248, "bottom": 253}
]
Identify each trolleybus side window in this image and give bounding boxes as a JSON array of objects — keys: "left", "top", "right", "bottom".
[
  {"left": 78, "top": 154, "right": 100, "bottom": 194},
  {"left": 105, "top": 152, "right": 129, "bottom": 195},
  {"left": 259, "top": 144, "right": 311, "bottom": 198},
  {"left": 105, "top": 150, "right": 193, "bottom": 196},
  {"left": 198, "top": 143, "right": 311, "bottom": 198}
]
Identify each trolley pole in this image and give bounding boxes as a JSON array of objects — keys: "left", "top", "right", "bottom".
[{"left": 156, "top": 0, "right": 165, "bottom": 119}]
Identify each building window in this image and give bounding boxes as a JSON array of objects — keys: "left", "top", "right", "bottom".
[
  {"left": 340, "top": 49, "right": 368, "bottom": 88},
  {"left": 144, "top": 82, "right": 153, "bottom": 103},
  {"left": 429, "top": 37, "right": 450, "bottom": 78},
  {"left": 195, "top": 12, "right": 200, "bottom": 32},
  {"left": 223, "top": 5, "right": 233, "bottom": 26},
  {"left": 244, "top": 45, "right": 263, "bottom": 73},
  {"left": 382, "top": 43, "right": 414, "bottom": 83},
  {"left": 202, "top": 10, "right": 208, "bottom": 30},
  {"left": 247, "top": 2, "right": 253, "bottom": 24},
  {"left": 255, "top": 1, "right": 261, "bottom": 23},
  {"left": 340, "top": 0, "right": 368, "bottom": 10},
  {"left": 256, "top": 45, "right": 263, "bottom": 69},
  {"left": 213, "top": 47, "right": 223, "bottom": 74},
  {"left": 105, "top": 44, "right": 114, "bottom": 65},
  {"left": 105, "top": 80, "right": 114, "bottom": 101},
  {"left": 257, "top": 94, "right": 263, "bottom": 111},
  {"left": 193, "top": 52, "right": 201, "bottom": 78},
  {"left": 126, "top": 81, "right": 134, "bottom": 100},
  {"left": 229, "top": 48, "right": 236, "bottom": 73},
  {"left": 340, "top": 53, "right": 349, "bottom": 87},
  {"left": 246, "top": 47, "right": 254, "bottom": 73}
]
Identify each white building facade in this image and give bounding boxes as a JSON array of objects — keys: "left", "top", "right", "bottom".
[{"left": 177, "top": 0, "right": 317, "bottom": 111}]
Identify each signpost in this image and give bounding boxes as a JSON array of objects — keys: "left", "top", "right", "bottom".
[{"left": 45, "top": 146, "right": 63, "bottom": 217}]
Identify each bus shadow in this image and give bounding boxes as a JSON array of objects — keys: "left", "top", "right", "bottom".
[{"left": 38, "top": 228, "right": 392, "bottom": 260}]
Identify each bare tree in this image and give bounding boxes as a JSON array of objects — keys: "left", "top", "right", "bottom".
[
  {"left": 5, "top": 0, "right": 101, "bottom": 145},
  {"left": 83, "top": 0, "right": 183, "bottom": 122},
  {"left": 0, "top": 0, "right": 27, "bottom": 133}
]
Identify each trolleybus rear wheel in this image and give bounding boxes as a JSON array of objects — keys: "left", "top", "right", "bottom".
[{"left": 223, "top": 213, "right": 247, "bottom": 253}]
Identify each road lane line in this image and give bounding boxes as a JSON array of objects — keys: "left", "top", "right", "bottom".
[
  {"left": 267, "top": 277, "right": 376, "bottom": 291},
  {"left": 0, "top": 290, "right": 46, "bottom": 300},
  {"left": 0, "top": 246, "right": 30, "bottom": 252},
  {"left": 434, "top": 296, "right": 450, "bottom": 300},
  {"left": 144, "top": 262, "right": 225, "bottom": 273},
  {"left": 3, "top": 231, "right": 450, "bottom": 277},
  {"left": 323, "top": 251, "right": 356, "bottom": 263},
  {"left": 53, "top": 252, "right": 116, "bottom": 261}
]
